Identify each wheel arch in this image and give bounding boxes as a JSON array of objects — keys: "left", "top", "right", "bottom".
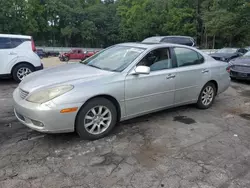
[
  {"left": 75, "top": 94, "right": 121, "bottom": 129},
  {"left": 11, "top": 61, "right": 35, "bottom": 75},
  {"left": 203, "top": 80, "right": 218, "bottom": 95}
]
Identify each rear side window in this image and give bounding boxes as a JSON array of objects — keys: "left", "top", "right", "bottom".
[
  {"left": 0, "top": 37, "right": 30, "bottom": 49},
  {"left": 11, "top": 38, "right": 23, "bottom": 48},
  {"left": 173, "top": 47, "right": 204, "bottom": 67},
  {"left": 0, "top": 37, "right": 12, "bottom": 49},
  {"left": 238, "top": 48, "right": 248, "bottom": 54}
]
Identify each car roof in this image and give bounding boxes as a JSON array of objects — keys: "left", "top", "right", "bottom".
[
  {"left": 0, "top": 34, "right": 31, "bottom": 39},
  {"left": 118, "top": 42, "right": 194, "bottom": 49},
  {"left": 144, "top": 36, "right": 194, "bottom": 40}
]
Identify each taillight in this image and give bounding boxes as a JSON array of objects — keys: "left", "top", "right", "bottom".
[
  {"left": 31, "top": 37, "right": 36, "bottom": 52},
  {"left": 226, "top": 66, "right": 230, "bottom": 73}
]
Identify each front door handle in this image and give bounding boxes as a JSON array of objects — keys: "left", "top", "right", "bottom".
[
  {"left": 202, "top": 69, "right": 209, "bottom": 73},
  {"left": 166, "top": 74, "right": 176, "bottom": 79}
]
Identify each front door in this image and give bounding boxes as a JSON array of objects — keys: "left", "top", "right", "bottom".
[{"left": 125, "top": 47, "right": 176, "bottom": 118}]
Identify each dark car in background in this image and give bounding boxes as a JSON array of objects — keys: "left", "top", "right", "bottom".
[
  {"left": 228, "top": 51, "right": 250, "bottom": 80},
  {"left": 36, "top": 49, "right": 48, "bottom": 59},
  {"left": 142, "top": 36, "right": 196, "bottom": 47},
  {"left": 210, "top": 48, "right": 248, "bottom": 62}
]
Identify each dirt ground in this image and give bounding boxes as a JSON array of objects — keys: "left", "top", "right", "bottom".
[
  {"left": 0, "top": 64, "right": 250, "bottom": 187},
  {"left": 41, "top": 57, "right": 78, "bottom": 68}
]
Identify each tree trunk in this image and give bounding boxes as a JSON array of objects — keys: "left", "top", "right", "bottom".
[
  {"left": 213, "top": 35, "right": 215, "bottom": 49},
  {"left": 196, "top": 0, "right": 202, "bottom": 46},
  {"left": 205, "top": 33, "right": 208, "bottom": 49}
]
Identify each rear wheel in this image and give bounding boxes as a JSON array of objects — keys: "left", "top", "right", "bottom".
[
  {"left": 12, "top": 63, "right": 34, "bottom": 82},
  {"left": 197, "top": 82, "right": 216, "bottom": 109},
  {"left": 76, "top": 98, "right": 117, "bottom": 140}
]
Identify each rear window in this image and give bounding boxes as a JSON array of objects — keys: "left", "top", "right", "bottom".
[
  {"left": 162, "top": 37, "right": 194, "bottom": 46},
  {"left": 0, "top": 37, "right": 30, "bottom": 49}
]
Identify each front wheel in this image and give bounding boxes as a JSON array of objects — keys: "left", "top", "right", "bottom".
[
  {"left": 64, "top": 56, "right": 69, "bottom": 62},
  {"left": 12, "top": 64, "right": 34, "bottom": 82},
  {"left": 76, "top": 98, "right": 117, "bottom": 140},
  {"left": 196, "top": 82, "right": 216, "bottom": 109}
]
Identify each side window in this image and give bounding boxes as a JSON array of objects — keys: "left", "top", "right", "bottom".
[
  {"left": 0, "top": 37, "right": 12, "bottom": 49},
  {"left": 137, "top": 48, "right": 173, "bottom": 71},
  {"left": 11, "top": 38, "right": 23, "bottom": 48},
  {"left": 174, "top": 47, "right": 204, "bottom": 67}
]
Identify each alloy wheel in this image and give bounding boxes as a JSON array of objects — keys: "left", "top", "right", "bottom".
[
  {"left": 17, "top": 67, "right": 32, "bottom": 80},
  {"left": 84, "top": 106, "right": 112, "bottom": 135},
  {"left": 201, "top": 86, "right": 214, "bottom": 106}
]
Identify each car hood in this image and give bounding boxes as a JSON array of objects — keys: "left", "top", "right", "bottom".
[
  {"left": 230, "top": 56, "right": 250, "bottom": 66},
  {"left": 19, "top": 63, "right": 114, "bottom": 92},
  {"left": 210, "top": 53, "right": 236, "bottom": 58}
]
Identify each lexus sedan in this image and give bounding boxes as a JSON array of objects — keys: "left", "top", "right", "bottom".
[
  {"left": 228, "top": 51, "right": 250, "bottom": 80},
  {"left": 13, "top": 43, "right": 230, "bottom": 140},
  {"left": 210, "top": 48, "right": 248, "bottom": 62}
]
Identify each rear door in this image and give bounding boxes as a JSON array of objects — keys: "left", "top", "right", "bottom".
[
  {"left": 0, "top": 37, "right": 18, "bottom": 74},
  {"left": 172, "top": 47, "right": 211, "bottom": 105}
]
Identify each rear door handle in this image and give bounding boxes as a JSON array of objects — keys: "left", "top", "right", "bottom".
[
  {"left": 166, "top": 74, "right": 176, "bottom": 79},
  {"left": 202, "top": 69, "right": 209, "bottom": 73}
]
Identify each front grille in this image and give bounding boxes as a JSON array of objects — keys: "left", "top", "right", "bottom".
[
  {"left": 19, "top": 88, "right": 29, "bottom": 99},
  {"left": 233, "top": 65, "right": 250, "bottom": 73}
]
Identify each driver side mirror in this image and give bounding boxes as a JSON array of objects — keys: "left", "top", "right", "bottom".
[{"left": 133, "top": 66, "right": 150, "bottom": 75}]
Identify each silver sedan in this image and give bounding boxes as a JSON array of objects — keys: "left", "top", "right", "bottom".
[{"left": 13, "top": 43, "right": 230, "bottom": 140}]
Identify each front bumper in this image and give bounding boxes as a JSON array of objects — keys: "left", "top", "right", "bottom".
[
  {"left": 230, "top": 70, "right": 250, "bottom": 80},
  {"left": 13, "top": 88, "right": 83, "bottom": 133}
]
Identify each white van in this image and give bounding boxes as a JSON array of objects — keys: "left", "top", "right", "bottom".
[{"left": 0, "top": 34, "right": 43, "bottom": 82}]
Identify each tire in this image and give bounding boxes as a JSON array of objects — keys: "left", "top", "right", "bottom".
[
  {"left": 12, "top": 63, "right": 34, "bottom": 83},
  {"left": 76, "top": 98, "right": 117, "bottom": 140},
  {"left": 64, "top": 56, "right": 69, "bottom": 62},
  {"left": 196, "top": 82, "right": 216, "bottom": 109}
]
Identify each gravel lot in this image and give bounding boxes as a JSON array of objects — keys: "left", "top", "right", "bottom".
[
  {"left": 0, "top": 62, "right": 250, "bottom": 188},
  {"left": 42, "top": 57, "right": 74, "bottom": 68}
]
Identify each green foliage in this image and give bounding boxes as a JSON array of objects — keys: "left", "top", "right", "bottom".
[{"left": 0, "top": 0, "right": 249, "bottom": 48}]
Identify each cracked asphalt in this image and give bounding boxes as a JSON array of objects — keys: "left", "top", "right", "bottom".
[{"left": 0, "top": 79, "right": 250, "bottom": 188}]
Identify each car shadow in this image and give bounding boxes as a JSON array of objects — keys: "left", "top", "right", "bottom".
[
  {"left": 0, "top": 79, "right": 17, "bottom": 86},
  {"left": 231, "top": 79, "right": 250, "bottom": 85}
]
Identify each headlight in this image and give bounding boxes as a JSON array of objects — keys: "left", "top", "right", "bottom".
[{"left": 26, "top": 85, "right": 74, "bottom": 103}]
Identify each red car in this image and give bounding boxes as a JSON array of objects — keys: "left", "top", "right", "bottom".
[{"left": 59, "top": 49, "right": 97, "bottom": 61}]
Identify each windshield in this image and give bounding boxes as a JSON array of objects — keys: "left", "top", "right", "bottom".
[
  {"left": 244, "top": 51, "right": 250, "bottom": 57},
  {"left": 217, "top": 48, "right": 238, "bottom": 53},
  {"left": 81, "top": 45, "right": 145, "bottom": 72}
]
